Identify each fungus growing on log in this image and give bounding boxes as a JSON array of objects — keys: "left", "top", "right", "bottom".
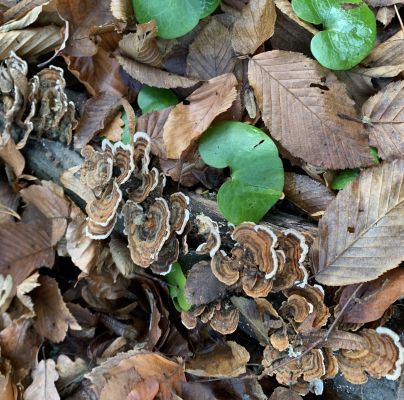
[
  {"left": 181, "top": 299, "right": 239, "bottom": 335},
  {"left": 284, "top": 284, "right": 330, "bottom": 331},
  {"left": 337, "top": 328, "right": 404, "bottom": 384},
  {"left": 122, "top": 198, "right": 171, "bottom": 268},
  {"left": 262, "top": 343, "right": 327, "bottom": 387},
  {"left": 195, "top": 214, "right": 221, "bottom": 257},
  {"left": 210, "top": 222, "right": 278, "bottom": 298},
  {"left": 272, "top": 229, "right": 309, "bottom": 292}
]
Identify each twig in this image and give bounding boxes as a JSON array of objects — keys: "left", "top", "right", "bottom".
[
  {"left": 260, "top": 283, "right": 364, "bottom": 378},
  {"left": 395, "top": 5, "right": 404, "bottom": 34}
]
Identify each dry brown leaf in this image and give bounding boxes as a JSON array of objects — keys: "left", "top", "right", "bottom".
[
  {"left": 0, "top": 319, "right": 41, "bottom": 373},
  {"left": 284, "top": 172, "right": 335, "bottom": 218},
  {"left": 376, "top": 6, "right": 396, "bottom": 26},
  {"left": 0, "top": 177, "right": 20, "bottom": 224},
  {"left": 60, "top": 166, "right": 96, "bottom": 205},
  {"left": 365, "top": 0, "right": 401, "bottom": 6},
  {"left": 116, "top": 54, "right": 199, "bottom": 89},
  {"left": 271, "top": 0, "right": 317, "bottom": 54},
  {"left": 20, "top": 184, "right": 70, "bottom": 245},
  {"left": 232, "top": 0, "right": 276, "bottom": 55},
  {"left": 339, "top": 268, "right": 404, "bottom": 324},
  {"left": 63, "top": 33, "right": 129, "bottom": 97},
  {"left": 87, "top": 349, "right": 185, "bottom": 400},
  {"left": 0, "top": 26, "right": 62, "bottom": 61},
  {"left": 362, "top": 80, "right": 404, "bottom": 161},
  {"left": 15, "top": 272, "right": 40, "bottom": 320},
  {"left": 301, "top": 329, "right": 368, "bottom": 350},
  {"left": 186, "top": 17, "right": 235, "bottom": 80},
  {"left": 119, "top": 21, "right": 162, "bottom": 67},
  {"left": 0, "top": 361, "right": 17, "bottom": 400},
  {"left": 136, "top": 107, "right": 172, "bottom": 159},
  {"left": 99, "top": 112, "right": 124, "bottom": 142},
  {"left": 56, "top": 0, "right": 114, "bottom": 57},
  {"left": 248, "top": 50, "right": 374, "bottom": 169},
  {"left": 186, "top": 341, "right": 250, "bottom": 378},
  {"left": 66, "top": 203, "right": 103, "bottom": 274},
  {"left": 32, "top": 275, "right": 81, "bottom": 342},
  {"left": 55, "top": 355, "right": 87, "bottom": 390},
  {"left": 0, "top": 274, "right": 13, "bottom": 312},
  {"left": 126, "top": 378, "right": 159, "bottom": 400},
  {"left": 23, "top": 359, "right": 59, "bottom": 400},
  {"left": 163, "top": 73, "right": 238, "bottom": 159},
  {"left": 73, "top": 92, "right": 123, "bottom": 149},
  {"left": 361, "top": 31, "right": 404, "bottom": 78},
  {"left": 269, "top": 387, "right": 303, "bottom": 400},
  {"left": 110, "top": 0, "right": 133, "bottom": 22},
  {"left": 313, "top": 159, "right": 404, "bottom": 285},
  {"left": 0, "top": 137, "right": 25, "bottom": 177},
  {"left": 3, "top": 0, "right": 50, "bottom": 23},
  {"left": 0, "top": 220, "right": 54, "bottom": 289}
]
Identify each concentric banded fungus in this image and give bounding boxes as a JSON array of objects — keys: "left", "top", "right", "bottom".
[
  {"left": 337, "top": 328, "right": 404, "bottom": 384},
  {"left": 322, "top": 348, "right": 338, "bottom": 379},
  {"left": 232, "top": 223, "right": 279, "bottom": 280},
  {"left": 211, "top": 223, "right": 278, "bottom": 298},
  {"left": 86, "top": 180, "right": 122, "bottom": 227},
  {"left": 181, "top": 300, "right": 239, "bottom": 335},
  {"left": 262, "top": 343, "right": 326, "bottom": 386},
  {"left": 86, "top": 213, "right": 118, "bottom": 240},
  {"left": 122, "top": 199, "right": 170, "bottom": 268},
  {"left": 80, "top": 145, "right": 114, "bottom": 195},
  {"left": 195, "top": 214, "right": 221, "bottom": 257},
  {"left": 0, "top": 52, "right": 29, "bottom": 138},
  {"left": 280, "top": 294, "right": 312, "bottom": 324},
  {"left": 169, "top": 193, "right": 190, "bottom": 235},
  {"left": 284, "top": 285, "right": 330, "bottom": 330},
  {"left": 106, "top": 141, "right": 135, "bottom": 185},
  {"left": 133, "top": 132, "right": 151, "bottom": 176},
  {"left": 211, "top": 250, "right": 241, "bottom": 286},
  {"left": 34, "top": 66, "right": 77, "bottom": 144},
  {"left": 150, "top": 236, "right": 179, "bottom": 275},
  {"left": 272, "top": 229, "right": 309, "bottom": 292},
  {"left": 127, "top": 167, "right": 159, "bottom": 203}
]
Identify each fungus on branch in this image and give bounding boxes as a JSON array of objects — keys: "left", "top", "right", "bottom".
[{"left": 122, "top": 199, "right": 170, "bottom": 268}]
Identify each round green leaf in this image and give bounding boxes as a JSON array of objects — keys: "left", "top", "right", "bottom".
[
  {"left": 200, "top": 0, "right": 220, "bottom": 18},
  {"left": 132, "top": 0, "right": 202, "bottom": 39},
  {"left": 292, "top": 0, "right": 376, "bottom": 70},
  {"left": 138, "top": 86, "right": 179, "bottom": 114},
  {"left": 199, "top": 121, "right": 284, "bottom": 225},
  {"left": 331, "top": 168, "right": 360, "bottom": 190},
  {"left": 163, "top": 262, "right": 191, "bottom": 312}
]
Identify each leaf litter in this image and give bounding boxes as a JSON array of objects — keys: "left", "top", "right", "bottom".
[{"left": 0, "top": 0, "right": 403, "bottom": 399}]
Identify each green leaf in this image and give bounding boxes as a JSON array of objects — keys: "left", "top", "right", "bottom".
[
  {"left": 121, "top": 110, "right": 131, "bottom": 145},
  {"left": 132, "top": 0, "right": 202, "bottom": 39},
  {"left": 199, "top": 0, "right": 220, "bottom": 18},
  {"left": 199, "top": 121, "right": 284, "bottom": 225},
  {"left": 291, "top": 0, "right": 376, "bottom": 70},
  {"left": 370, "top": 146, "right": 380, "bottom": 164},
  {"left": 163, "top": 262, "right": 191, "bottom": 312},
  {"left": 138, "top": 86, "right": 179, "bottom": 114},
  {"left": 331, "top": 168, "right": 360, "bottom": 190}
]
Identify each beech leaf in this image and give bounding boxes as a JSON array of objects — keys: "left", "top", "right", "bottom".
[
  {"left": 248, "top": 50, "right": 374, "bottom": 169},
  {"left": 199, "top": 121, "right": 284, "bottom": 224},
  {"left": 292, "top": 0, "right": 376, "bottom": 70},
  {"left": 163, "top": 73, "right": 238, "bottom": 159},
  {"left": 313, "top": 159, "right": 404, "bottom": 285},
  {"left": 363, "top": 80, "right": 404, "bottom": 161},
  {"left": 284, "top": 172, "right": 335, "bottom": 218},
  {"left": 339, "top": 268, "right": 404, "bottom": 324},
  {"left": 187, "top": 17, "right": 235, "bottom": 80},
  {"left": 232, "top": 0, "right": 276, "bottom": 55},
  {"left": 23, "top": 360, "right": 60, "bottom": 400}
]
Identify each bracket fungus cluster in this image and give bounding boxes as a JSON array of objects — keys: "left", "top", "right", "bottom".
[
  {"left": 79, "top": 132, "right": 190, "bottom": 275},
  {"left": 0, "top": 52, "right": 77, "bottom": 147},
  {"left": 181, "top": 220, "right": 404, "bottom": 394}
]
